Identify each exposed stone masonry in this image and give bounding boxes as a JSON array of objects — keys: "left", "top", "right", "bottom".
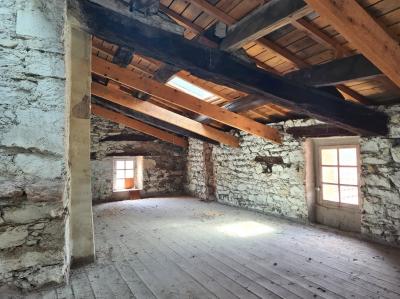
[
  {"left": 91, "top": 115, "right": 186, "bottom": 200},
  {"left": 0, "top": 0, "right": 69, "bottom": 289},
  {"left": 186, "top": 106, "right": 400, "bottom": 246}
]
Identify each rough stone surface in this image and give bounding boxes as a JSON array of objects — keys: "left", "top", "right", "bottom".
[
  {"left": 91, "top": 115, "right": 186, "bottom": 200},
  {"left": 0, "top": 0, "right": 69, "bottom": 290},
  {"left": 185, "top": 108, "right": 400, "bottom": 246}
]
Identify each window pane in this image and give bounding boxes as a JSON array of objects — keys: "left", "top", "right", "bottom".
[
  {"left": 115, "top": 179, "right": 125, "bottom": 190},
  {"left": 116, "top": 170, "right": 125, "bottom": 179},
  {"left": 339, "top": 148, "right": 357, "bottom": 166},
  {"left": 322, "top": 166, "right": 338, "bottom": 184},
  {"left": 125, "top": 160, "right": 134, "bottom": 169},
  {"left": 321, "top": 149, "right": 337, "bottom": 165},
  {"left": 340, "top": 186, "right": 359, "bottom": 205},
  {"left": 339, "top": 167, "right": 358, "bottom": 185},
  {"left": 322, "top": 184, "right": 339, "bottom": 202},
  {"left": 116, "top": 160, "right": 125, "bottom": 169},
  {"left": 125, "top": 169, "right": 134, "bottom": 178}
]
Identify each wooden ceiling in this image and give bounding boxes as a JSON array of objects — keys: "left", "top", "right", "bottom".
[{"left": 87, "top": 0, "right": 398, "bottom": 145}]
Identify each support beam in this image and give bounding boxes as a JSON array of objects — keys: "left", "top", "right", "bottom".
[
  {"left": 220, "top": 0, "right": 312, "bottom": 51},
  {"left": 286, "top": 124, "right": 357, "bottom": 138},
  {"left": 75, "top": 0, "right": 388, "bottom": 136},
  {"left": 91, "top": 104, "right": 188, "bottom": 147},
  {"left": 65, "top": 23, "right": 95, "bottom": 265},
  {"left": 304, "top": 0, "right": 400, "bottom": 88},
  {"left": 256, "top": 37, "right": 370, "bottom": 104},
  {"left": 92, "top": 82, "right": 240, "bottom": 147},
  {"left": 92, "top": 96, "right": 219, "bottom": 145},
  {"left": 112, "top": 46, "right": 134, "bottom": 67},
  {"left": 284, "top": 55, "right": 383, "bottom": 87},
  {"left": 92, "top": 56, "right": 281, "bottom": 143}
]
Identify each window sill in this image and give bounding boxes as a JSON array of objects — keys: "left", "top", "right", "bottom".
[{"left": 113, "top": 188, "right": 142, "bottom": 193}]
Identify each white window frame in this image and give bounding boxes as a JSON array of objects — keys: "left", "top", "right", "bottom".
[
  {"left": 314, "top": 138, "right": 361, "bottom": 209},
  {"left": 113, "top": 157, "right": 136, "bottom": 192}
]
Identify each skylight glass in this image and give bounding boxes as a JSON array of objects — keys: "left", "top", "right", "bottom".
[{"left": 166, "top": 76, "right": 219, "bottom": 101}]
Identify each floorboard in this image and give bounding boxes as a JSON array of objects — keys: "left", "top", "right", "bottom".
[{"left": 30, "top": 197, "right": 400, "bottom": 299}]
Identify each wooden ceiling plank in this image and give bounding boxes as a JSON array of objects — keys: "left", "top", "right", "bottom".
[
  {"left": 186, "top": 0, "right": 236, "bottom": 25},
  {"left": 160, "top": 4, "right": 203, "bottom": 35},
  {"left": 76, "top": 0, "right": 389, "bottom": 136},
  {"left": 220, "top": 0, "right": 312, "bottom": 51},
  {"left": 92, "top": 56, "right": 282, "bottom": 143},
  {"left": 292, "top": 18, "right": 353, "bottom": 57},
  {"left": 304, "top": 0, "right": 400, "bottom": 88},
  {"left": 91, "top": 82, "right": 240, "bottom": 147},
  {"left": 92, "top": 104, "right": 188, "bottom": 147}
]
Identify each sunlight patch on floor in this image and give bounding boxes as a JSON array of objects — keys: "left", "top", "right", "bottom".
[{"left": 217, "top": 221, "right": 275, "bottom": 237}]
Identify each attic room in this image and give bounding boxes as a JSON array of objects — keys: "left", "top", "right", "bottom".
[{"left": 1, "top": 0, "right": 400, "bottom": 297}]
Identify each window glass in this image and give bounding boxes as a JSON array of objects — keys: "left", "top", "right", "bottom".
[
  {"left": 116, "top": 170, "right": 125, "bottom": 179},
  {"left": 125, "top": 160, "right": 134, "bottom": 169},
  {"left": 125, "top": 169, "right": 134, "bottom": 178},
  {"left": 116, "top": 160, "right": 125, "bottom": 169},
  {"left": 322, "top": 184, "right": 339, "bottom": 202},
  {"left": 322, "top": 166, "right": 338, "bottom": 184},
  {"left": 321, "top": 148, "right": 337, "bottom": 165},
  {"left": 339, "top": 148, "right": 357, "bottom": 166},
  {"left": 113, "top": 158, "right": 135, "bottom": 191},
  {"left": 339, "top": 167, "right": 358, "bottom": 185},
  {"left": 319, "top": 145, "right": 359, "bottom": 206},
  {"left": 115, "top": 179, "right": 125, "bottom": 190},
  {"left": 340, "top": 186, "right": 359, "bottom": 205}
]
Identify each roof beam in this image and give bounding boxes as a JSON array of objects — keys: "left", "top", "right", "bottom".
[
  {"left": 256, "top": 37, "right": 370, "bottom": 104},
  {"left": 91, "top": 104, "right": 188, "bottom": 147},
  {"left": 220, "top": 0, "right": 312, "bottom": 51},
  {"left": 92, "top": 96, "right": 219, "bottom": 145},
  {"left": 285, "top": 54, "right": 383, "bottom": 87},
  {"left": 75, "top": 0, "right": 388, "bottom": 136},
  {"left": 92, "top": 56, "right": 281, "bottom": 143},
  {"left": 92, "top": 82, "right": 240, "bottom": 147},
  {"left": 304, "top": 0, "right": 400, "bottom": 88}
]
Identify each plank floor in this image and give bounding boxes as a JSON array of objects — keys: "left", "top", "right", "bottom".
[{"left": 25, "top": 197, "right": 400, "bottom": 298}]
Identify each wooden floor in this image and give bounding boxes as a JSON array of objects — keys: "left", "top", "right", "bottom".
[{"left": 28, "top": 197, "right": 400, "bottom": 299}]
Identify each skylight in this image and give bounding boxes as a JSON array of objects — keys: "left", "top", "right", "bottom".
[{"left": 166, "top": 76, "right": 219, "bottom": 101}]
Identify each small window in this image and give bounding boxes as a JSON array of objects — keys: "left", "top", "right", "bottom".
[
  {"left": 166, "top": 76, "right": 219, "bottom": 101},
  {"left": 319, "top": 146, "right": 360, "bottom": 206},
  {"left": 113, "top": 158, "right": 135, "bottom": 191}
]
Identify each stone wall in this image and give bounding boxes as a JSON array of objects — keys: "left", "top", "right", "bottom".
[
  {"left": 91, "top": 115, "right": 186, "bottom": 201},
  {"left": 360, "top": 105, "right": 400, "bottom": 245},
  {"left": 185, "top": 106, "right": 400, "bottom": 246},
  {"left": 0, "top": 0, "right": 69, "bottom": 289}
]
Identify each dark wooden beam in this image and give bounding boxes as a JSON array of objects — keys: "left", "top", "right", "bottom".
[
  {"left": 286, "top": 124, "right": 357, "bottom": 138},
  {"left": 285, "top": 54, "right": 383, "bottom": 87},
  {"left": 74, "top": 0, "right": 388, "bottom": 136},
  {"left": 112, "top": 46, "right": 134, "bottom": 67},
  {"left": 220, "top": 0, "right": 312, "bottom": 51},
  {"left": 130, "top": 0, "right": 160, "bottom": 15},
  {"left": 92, "top": 96, "right": 219, "bottom": 145},
  {"left": 100, "top": 134, "right": 156, "bottom": 142}
]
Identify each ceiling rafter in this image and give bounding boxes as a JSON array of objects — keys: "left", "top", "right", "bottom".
[
  {"left": 92, "top": 55, "right": 282, "bottom": 143},
  {"left": 76, "top": 0, "right": 388, "bottom": 136},
  {"left": 92, "top": 104, "right": 188, "bottom": 147},
  {"left": 92, "top": 82, "right": 240, "bottom": 147},
  {"left": 304, "top": 0, "right": 400, "bottom": 89},
  {"left": 180, "top": 0, "right": 369, "bottom": 104}
]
